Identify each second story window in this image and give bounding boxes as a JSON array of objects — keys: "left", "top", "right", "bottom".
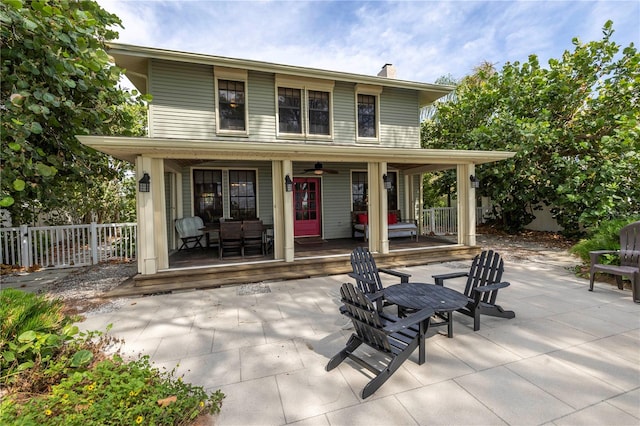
[
  {"left": 278, "top": 87, "right": 302, "bottom": 133},
  {"left": 355, "top": 84, "right": 382, "bottom": 143},
  {"left": 218, "top": 80, "right": 245, "bottom": 131},
  {"left": 276, "top": 75, "right": 334, "bottom": 139},
  {"left": 308, "top": 90, "right": 330, "bottom": 135},
  {"left": 214, "top": 66, "right": 248, "bottom": 135},
  {"left": 357, "top": 94, "right": 376, "bottom": 138}
]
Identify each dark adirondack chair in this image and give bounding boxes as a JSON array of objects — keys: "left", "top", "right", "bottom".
[
  {"left": 326, "top": 282, "right": 434, "bottom": 399},
  {"left": 219, "top": 221, "right": 243, "bottom": 259},
  {"left": 350, "top": 246, "right": 411, "bottom": 311},
  {"left": 589, "top": 220, "right": 640, "bottom": 303},
  {"left": 432, "top": 250, "right": 514, "bottom": 331}
]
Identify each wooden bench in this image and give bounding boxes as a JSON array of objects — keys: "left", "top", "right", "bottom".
[
  {"left": 351, "top": 210, "right": 418, "bottom": 241},
  {"left": 589, "top": 220, "right": 640, "bottom": 303}
]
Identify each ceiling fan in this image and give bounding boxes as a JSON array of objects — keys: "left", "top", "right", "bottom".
[{"left": 303, "top": 162, "right": 338, "bottom": 175}]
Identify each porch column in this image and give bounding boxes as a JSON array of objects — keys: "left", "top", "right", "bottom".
[
  {"left": 136, "top": 157, "right": 168, "bottom": 274},
  {"left": 274, "top": 160, "right": 294, "bottom": 262},
  {"left": 456, "top": 164, "right": 477, "bottom": 246},
  {"left": 368, "top": 162, "right": 389, "bottom": 254}
]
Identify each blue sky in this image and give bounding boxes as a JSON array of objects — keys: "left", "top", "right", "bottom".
[{"left": 98, "top": 0, "right": 640, "bottom": 83}]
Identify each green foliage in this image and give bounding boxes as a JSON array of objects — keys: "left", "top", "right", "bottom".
[
  {"left": 422, "top": 21, "right": 640, "bottom": 235},
  {"left": 0, "top": 288, "right": 225, "bottom": 424},
  {"left": 0, "top": 0, "right": 148, "bottom": 224},
  {"left": 570, "top": 216, "right": 640, "bottom": 263},
  {"left": 1, "top": 355, "right": 225, "bottom": 425},
  {"left": 0, "top": 289, "right": 68, "bottom": 347}
]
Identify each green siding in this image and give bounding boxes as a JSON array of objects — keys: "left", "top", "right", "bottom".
[
  {"left": 333, "top": 82, "right": 356, "bottom": 144},
  {"left": 248, "top": 71, "right": 276, "bottom": 141},
  {"left": 380, "top": 87, "right": 420, "bottom": 148},
  {"left": 150, "top": 59, "right": 215, "bottom": 139}
]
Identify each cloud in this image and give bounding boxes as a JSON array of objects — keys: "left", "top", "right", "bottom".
[{"left": 97, "top": 0, "right": 639, "bottom": 83}]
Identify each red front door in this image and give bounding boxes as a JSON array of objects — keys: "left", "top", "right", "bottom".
[{"left": 293, "top": 177, "right": 321, "bottom": 237}]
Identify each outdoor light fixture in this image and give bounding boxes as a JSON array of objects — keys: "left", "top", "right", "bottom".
[
  {"left": 470, "top": 174, "right": 480, "bottom": 189},
  {"left": 138, "top": 172, "right": 151, "bottom": 193},
  {"left": 383, "top": 174, "right": 392, "bottom": 190},
  {"left": 284, "top": 175, "right": 293, "bottom": 192}
]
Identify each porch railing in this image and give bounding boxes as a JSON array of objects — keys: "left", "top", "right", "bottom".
[
  {"left": 422, "top": 207, "right": 488, "bottom": 235},
  {"left": 0, "top": 222, "right": 137, "bottom": 269}
]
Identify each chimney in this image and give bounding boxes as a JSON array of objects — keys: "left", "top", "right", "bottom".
[{"left": 377, "top": 63, "right": 397, "bottom": 78}]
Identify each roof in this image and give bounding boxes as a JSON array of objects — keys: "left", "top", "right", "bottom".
[
  {"left": 107, "top": 42, "right": 454, "bottom": 106},
  {"left": 77, "top": 136, "right": 515, "bottom": 173}
]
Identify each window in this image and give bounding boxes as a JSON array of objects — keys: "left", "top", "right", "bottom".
[
  {"left": 214, "top": 67, "right": 248, "bottom": 135},
  {"left": 357, "top": 94, "right": 376, "bottom": 138},
  {"left": 193, "top": 170, "right": 223, "bottom": 225},
  {"left": 218, "top": 80, "right": 245, "bottom": 131},
  {"left": 276, "top": 75, "right": 334, "bottom": 138},
  {"left": 308, "top": 90, "right": 330, "bottom": 135},
  {"left": 278, "top": 87, "right": 302, "bottom": 133},
  {"left": 229, "top": 170, "right": 257, "bottom": 220},
  {"left": 352, "top": 171, "right": 368, "bottom": 211},
  {"left": 351, "top": 171, "right": 397, "bottom": 211},
  {"left": 355, "top": 84, "right": 382, "bottom": 142}
]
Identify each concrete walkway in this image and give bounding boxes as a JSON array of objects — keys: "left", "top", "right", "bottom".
[{"left": 75, "top": 256, "right": 639, "bottom": 425}]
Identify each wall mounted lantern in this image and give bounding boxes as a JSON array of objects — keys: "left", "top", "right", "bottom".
[
  {"left": 382, "top": 174, "right": 392, "bottom": 190},
  {"left": 284, "top": 175, "right": 293, "bottom": 192},
  {"left": 138, "top": 172, "right": 151, "bottom": 192},
  {"left": 469, "top": 174, "right": 480, "bottom": 189}
]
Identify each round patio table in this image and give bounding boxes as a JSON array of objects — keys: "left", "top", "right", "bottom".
[{"left": 384, "top": 283, "right": 468, "bottom": 337}]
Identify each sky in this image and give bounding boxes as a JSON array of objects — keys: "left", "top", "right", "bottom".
[{"left": 97, "top": 0, "right": 640, "bottom": 83}]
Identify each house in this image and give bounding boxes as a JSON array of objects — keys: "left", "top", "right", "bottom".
[{"left": 78, "top": 43, "right": 514, "bottom": 284}]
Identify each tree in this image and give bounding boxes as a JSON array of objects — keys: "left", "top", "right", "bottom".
[
  {"left": 0, "top": 0, "right": 148, "bottom": 224},
  {"left": 422, "top": 21, "right": 640, "bottom": 235}
]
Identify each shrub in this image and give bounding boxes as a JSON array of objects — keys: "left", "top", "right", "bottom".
[
  {"left": 1, "top": 354, "right": 225, "bottom": 425},
  {"left": 0, "top": 288, "right": 225, "bottom": 424},
  {"left": 570, "top": 216, "right": 640, "bottom": 263}
]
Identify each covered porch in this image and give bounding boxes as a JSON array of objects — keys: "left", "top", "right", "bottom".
[{"left": 78, "top": 136, "right": 514, "bottom": 288}]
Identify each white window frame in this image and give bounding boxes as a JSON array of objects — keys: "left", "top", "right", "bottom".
[
  {"left": 214, "top": 66, "right": 249, "bottom": 136},
  {"left": 276, "top": 75, "right": 334, "bottom": 140},
  {"left": 190, "top": 166, "right": 259, "bottom": 220},
  {"left": 355, "top": 84, "right": 382, "bottom": 144}
]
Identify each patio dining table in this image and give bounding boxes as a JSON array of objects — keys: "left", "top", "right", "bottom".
[{"left": 384, "top": 283, "right": 468, "bottom": 338}]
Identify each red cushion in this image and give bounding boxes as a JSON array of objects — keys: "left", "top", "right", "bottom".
[
  {"left": 357, "top": 214, "right": 368, "bottom": 224},
  {"left": 388, "top": 213, "right": 398, "bottom": 224}
]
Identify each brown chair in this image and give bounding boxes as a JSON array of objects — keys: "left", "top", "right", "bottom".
[
  {"left": 350, "top": 246, "right": 410, "bottom": 311},
  {"left": 590, "top": 220, "right": 640, "bottom": 303},
  {"left": 242, "top": 219, "right": 264, "bottom": 256},
  {"left": 432, "top": 250, "right": 514, "bottom": 331},
  {"left": 219, "top": 221, "right": 243, "bottom": 259},
  {"left": 326, "top": 282, "right": 434, "bottom": 399}
]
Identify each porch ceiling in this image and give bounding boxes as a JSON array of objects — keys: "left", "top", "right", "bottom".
[{"left": 77, "top": 136, "right": 515, "bottom": 169}]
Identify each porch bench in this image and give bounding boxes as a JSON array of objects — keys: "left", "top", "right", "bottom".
[{"left": 352, "top": 210, "right": 418, "bottom": 242}]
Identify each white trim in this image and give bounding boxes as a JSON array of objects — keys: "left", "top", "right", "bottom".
[
  {"left": 275, "top": 74, "right": 334, "bottom": 140},
  {"left": 355, "top": 84, "right": 382, "bottom": 144},
  {"left": 214, "top": 66, "right": 249, "bottom": 136},
  {"left": 189, "top": 166, "right": 260, "bottom": 221}
]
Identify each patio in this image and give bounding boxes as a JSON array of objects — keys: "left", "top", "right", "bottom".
[{"left": 78, "top": 253, "right": 640, "bottom": 425}]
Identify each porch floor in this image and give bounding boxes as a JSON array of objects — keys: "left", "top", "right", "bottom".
[
  {"left": 115, "top": 236, "right": 476, "bottom": 296},
  {"left": 169, "top": 236, "right": 456, "bottom": 269}
]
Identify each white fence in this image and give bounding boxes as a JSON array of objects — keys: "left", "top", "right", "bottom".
[
  {"left": 423, "top": 207, "right": 488, "bottom": 235},
  {"left": 0, "top": 222, "right": 137, "bottom": 269}
]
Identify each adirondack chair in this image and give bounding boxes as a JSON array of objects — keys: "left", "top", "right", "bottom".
[
  {"left": 432, "top": 250, "right": 514, "bottom": 331},
  {"left": 350, "top": 246, "right": 411, "bottom": 311},
  {"left": 326, "top": 282, "right": 434, "bottom": 399},
  {"left": 175, "top": 216, "right": 205, "bottom": 250},
  {"left": 589, "top": 220, "right": 640, "bottom": 303}
]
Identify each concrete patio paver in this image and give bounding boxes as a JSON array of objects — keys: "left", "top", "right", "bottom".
[{"left": 70, "top": 256, "right": 639, "bottom": 425}]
